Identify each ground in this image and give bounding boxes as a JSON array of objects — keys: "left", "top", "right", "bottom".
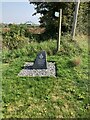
[{"left": 2, "top": 35, "right": 89, "bottom": 118}]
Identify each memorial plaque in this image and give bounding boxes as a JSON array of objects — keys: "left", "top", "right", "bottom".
[{"left": 33, "top": 51, "right": 47, "bottom": 69}]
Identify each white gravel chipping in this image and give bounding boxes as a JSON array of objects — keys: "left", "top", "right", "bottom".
[{"left": 18, "top": 62, "right": 56, "bottom": 77}]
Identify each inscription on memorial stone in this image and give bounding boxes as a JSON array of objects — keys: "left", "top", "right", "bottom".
[{"left": 33, "top": 51, "right": 47, "bottom": 69}]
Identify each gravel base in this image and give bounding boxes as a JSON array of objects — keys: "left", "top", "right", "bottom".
[{"left": 18, "top": 62, "right": 56, "bottom": 77}]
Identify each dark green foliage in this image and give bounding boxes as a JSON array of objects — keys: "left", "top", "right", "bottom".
[
  {"left": 30, "top": 2, "right": 74, "bottom": 37},
  {"left": 76, "top": 3, "right": 89, "bottom": 35},
  {"left": 30, "top": 2, "right": 89, "bottom": 38}
]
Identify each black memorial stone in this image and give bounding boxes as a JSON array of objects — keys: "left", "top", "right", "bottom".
[{"left": 33, "top": 51, "right": 47, "bottom": 69}]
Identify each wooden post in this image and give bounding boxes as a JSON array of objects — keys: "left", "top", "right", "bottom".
[
  {"left": 57, "top": 9, "right": 62, "bottom": 51},
  {"left": 71, "top": 0, "right": 80, "bottom": 40}
]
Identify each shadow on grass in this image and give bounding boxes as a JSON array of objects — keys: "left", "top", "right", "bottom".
[{"left": 67, "top": 60, "right": 75, "bottom": 68}]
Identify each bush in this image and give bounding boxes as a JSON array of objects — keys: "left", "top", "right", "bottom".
[{"left": 3, "top": 35, "right": 29, "bottom": 50}]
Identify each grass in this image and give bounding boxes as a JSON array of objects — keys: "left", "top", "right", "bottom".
[{"left": 2, "top": 35, "right": 89, "bottom": 118}]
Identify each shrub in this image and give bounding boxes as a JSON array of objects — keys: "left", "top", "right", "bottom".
[{"left": 3, "top": 35, "right": 29, "bottom": 50}]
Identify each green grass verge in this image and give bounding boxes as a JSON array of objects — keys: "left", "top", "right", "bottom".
[{"left": 2, "top": 35, "right": 89, "bottom": 118}]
